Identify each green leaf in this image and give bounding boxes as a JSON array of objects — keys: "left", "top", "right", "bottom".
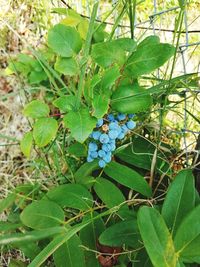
[
  {"left": 45, "top": 184, "right": 93, "bottom": 211},
  {"left": 125, "top": 36, "right": 175, "bottom": 77},
  {"left": 48, "top": 24, "right": 82, "bottom": 57},
  {"left": 53, "top": 95, "right": 77, "bottom": 112},
  {"left": 9, "top": 260, "right": 26, "bottom": 267},
  {"left": 94, "top": 177, "right": 128, "bottom": 212},
  {"left": 20, "top": 200, "right": 64, "bottom": 229},
  {"left": 75, "top": 160, "right": 99, "bottom": 183},
  {"left": 80, "top": 212, "right": 104, "bottom": 267},
  {"left": 0, "top": 227, "right": 65, "bottom": 245},
  {"left": 28, "top": 70, "right": 47, "bottom": 84},
  {"left": 92, "top": 92, "right": 110, "bottom": 118},
  {"left": 174, "top": 205, "right": 200, "bottom": 263},
  {"left": 138, "top": 36, "right": 160, "bottom": 48},
  {"left": 138, "top": 206, "right": 177, "bottom": 267},
  {"left": 104, "top": 162, "right": 152, "bottom": 197},
  {"left": 20, "top": 131, "right": 33, "bottom": 158},
  {"left": 55, "top": 57, "right": 79, "bottom": 76},
  {"left": 67, "top": 142, "right": 87, "bottom": 157},
  {"left": 91, "top": 40, "right": 126, "bottom": 68},
  {"left": 53, "top": 234, "right": 86, "bottom": 267},
  {"left": 63, "top": 107, "right": 96, "bottom": 143},
  {"left": 101, "top": 65, "right": 121, "bottom": 89},
  {"left": 33, "top": 118, "right": 58, "bottom": 147},
  {"left": 111, "top": 84, "right": 152, "bottom": 114},
  {"left": 0, "top": 193, "right": 16, "bottom": 214},
  {"left": 99, "top": 219, "right": 139, "bottom": 247},
  {"left": 0, "top": 222, "right": 22, "bottom": 232},
  {"left": 23, "top": 100, "right": 49, "bottom": 118},
  {"left": 114, "top": 38, "right": 137, "bottom": 52},
  {"left": 162, "top": 169, "right": 195, "bottom": 236}
]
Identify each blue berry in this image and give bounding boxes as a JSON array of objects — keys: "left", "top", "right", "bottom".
[
  {"left": 107, "top": 114, "right": 115, "bottom": 122},
  {"left": 126, "top": 120, "right": 136, "bottom": 130},
  {"left": 96, "top": 118, "right": 104, "bottom": 127},
  {"left": 99, "top": 134, "right": 109, "bottom": 144},
  {"left": 128, "top": 114, "right": 135, "bottom": 119},
  {"left": 87, "top": 156, "right": 94, "bottom": 162},
  {"left": 108, "top": 130, "right": 118, "bottom": 139},
  {"left": 92, "top": 131, "right": 101, "bottom": 140},
  {"left": 109, "top": 122, "right": 119, "bottom": 130},
  {"left": 110, "top": 143, "right": 116, "bottom": 151},
  {"left": 89, "top": 142, "right": 98, "bottom": 151},
  {"left": 99, "top": 159, "right": 106, "bottom": 168},
  {"left": 117, "top": 132, "right": 125, "bottom": 140},
  {"left": 103, "top": 154, "right": 112, "bottom": 163},
  {"left": 102, "top": 144, "right": 111, "bottom": 152},
  {"left": 98, "top": 150, "right": 106, "bottom": 158},
  {"left": 90, "top": 151, "right": 98, "bottom": 158},
  {"left": 121, "top": 124, "right": 129, "bottom": 134},
  {"left": 117, "top": 113, "right": 126, "bottom": 121}
]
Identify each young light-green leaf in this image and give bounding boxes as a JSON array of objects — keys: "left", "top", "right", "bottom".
[
  {"left": 92, "top": 92, "right": 110, "bottom": 118},
  {"left": 20, "top": 131, "right": 33, "bottom": 158},
  {"left": 53, "top": 95, "right": 77, "bottom": 112},
  {"left": 138, "top": 206, "right": 178, "bottom": 267},
  {"left": 104, "top": 162, "right": 152, "bottom": 197},
  {"left": 174, "top": 205, "right": 200, "bottom": 263},
  {"left": 23, "top": 100, "right": 49, "bottom": 118},
  {"left": 111, "top": 84, "right": 152, "bottom": 114},
  {"left": 47, "top": 24, "right": 82, "bottom": 57},
  {"left": 33, "top": 118, "right": 58, "bottom": 147},
  {"left": 63, "top": 107, "right": 97, "bottom": 143},
  {"left": 53, "top": 234, "right": 86, "bottom": 267},
  {"left": 54, "top": 57, "right": 79, "bottom": 76},
  {"left": 162, "top": 169, "right": 195, "bottom": 236},
  {"left": 45, "top": 184, "right": 93, "bottom": 211},
  {"left": 20, "top": 200, "right": 64, "bottom": 229}
]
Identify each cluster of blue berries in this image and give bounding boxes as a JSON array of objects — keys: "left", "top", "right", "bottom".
[{"left": 87, "top": 113, "right": 136, "bottom": 168}]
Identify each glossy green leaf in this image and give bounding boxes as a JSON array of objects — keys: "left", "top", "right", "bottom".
[
  {"left": 0, "top": 222, "right": 22, "bottom": 232},
  {"left": 138, "top": 206, "right": 177, "bottom": 267},
  {"left": 138, "top": 35, "right": 160, "bottom": 48},
  {"left": 28, "top": 70, "right": 47, "bottom": 84},
  {"left": 174, "top": 205, "right": 200, "bottom": 263},
  {"left": 125, "top": 37, "right": 175, "bottom": 77},
  {"left": 53, "top": 95, "right": 77, "bottom": 112},
  {"left": 45, "top": 184, "right": 93, "bottom": 210},
  {"left": 55, "top": 57, "right": 79, "bottom": 76},
  {"left": 111, "top": 84, "right": 152, "bottom": 114},
  {"left": 101, "top": 65, "right": 120, "bottom": 89},
  {"left": 91, "top": 40, "right": 126, "bottom": 68},
  {"left": 67, "top": 142, "right": 87, "bottom": 157},
  {"left": 94, "top": 177, "right": 129, "bottom": 212},
  {"left": 162, "top": 169, "right": 195, "bottom": 236},
  {"left": 80, "top": 212, "right": 104, "bottom": 267},
  {"left": 104, "top": 162, "right": 152, "bottom": 197},
  {"left": 92, "top": 92, "right": 110, "bottom": 118},
  {"left": 99, "top": 219, "right": 139, "bottom": 247},
  {"left": 33, "top": 118, "right": 58, "bottom": 147},
  {"left": 134, "top": 249, "right": 154, "bottom": 267},
  {"left": 75, "top": 160, "right": 99, "bottom": 183},
  {"left": 53, "top": 234, "right": 86, "bottom": 267},
  {"left": 63, "top": 107, "right": 96, "bottom": 143},
  {"left": 114, "top": 38, "right": 137, "bottom": 52},
  {"left": 20, "top": 200, "right": 64, "bottom": 229},
  {"left": 23, "top": 100, "right": 49, "bottom": 118},
  {"left": 0, "top": 193, "right": 16, "bottom": 214},
  {"left": 48, "top": 24, "right": 82, "bottom": 57},
  {"left": 20, "top": 131, "right": 33, "bottom": 158}
]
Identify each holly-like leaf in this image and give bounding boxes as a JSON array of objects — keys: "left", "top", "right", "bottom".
[
  {"left": 101, "top": 65, "right": 121, "bottom": 89},
  {"left": 23, "top": 100, "right": 49, "bottom": 118},
  {"left": 20, "top": 131, "right": 33, "bottom": 158},
  {"left": 111, "top": 84, "right": 152, "bottom": 114},
  {"left": 54, "top": 57, "right": 79, "bottom": 76},
  {"left": 20, "top": 200, "right": 64, "bottom": 230},
  {"left": 138, "top": 206, "right": 177, "bottom": 267},
  {"left": 48, "top": 24, "right": 82, "bottom": 57},
  {"left": 125, "top": 36, "right": 175, "bottom": 77},
  {"left": 53, "top": 95, "right": 77, "bottom": 112},
  {"left": 162, "top": 169, "right": 195, "bottom": 236},
  {"left": 104, "top": 162, "right": 152, "bottom": 197},
  {"left": 92, "top": 92, "right": 110, "bottom": 118},
  {"left": 63, "top": 107, "right": 97, "bottom": 143},
  {"left": 33, "top": 118, "right": 58, "bottom": 147}
]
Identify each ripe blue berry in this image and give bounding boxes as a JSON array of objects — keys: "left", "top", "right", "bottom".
[
  {"left": 108, "top": 130, "right": 118, "bottom": 139},
  {"left": 117, "top": 113, "right": 126, "bottom": 121},
  {"left": 98, "top": 150, "right": 106, "bottom": 158},
  {"left": 109, "top": 122, "right": 119, "bottom": 130},
  {"left": 110, "top": 143, "right": 116, "bottom": 151},
  {"left": 121, "top": 124, "right": 129, "bottom": 134},
  {"left": 99, "top": 133, "right": 109, "bottom": 144},
  {"left": 126, "top": 120, "right": 136, "bottom": 130},
  {"left": 87, "top": 156, "right": 94, "bottom": 162},
  {"left": 89, "top": 142, "right": 98, "bottom": 151},
  {"left": 92, "top": 131, "right": 101, "bottom": 140},
  {"left": 128, "top": 114, "right": 135, "bottom": 119},
  {"left": 99, "top": 159, "right": 106, "bottom": 168},
  {"left": 96, "top": 118, "right": 103, "bottom": 127},
  {"left": 107, "top": 114, "right": 115, "bottom": 122},
  {"left": 102, "top": 144, "right": 111, "bottom": 152},
  {"left": 90, "top": 151, "right": 98, "bottom": 158},
  {"left": 117, "top": 132, "right": 125, "bottom": 140},
  {"left": 103, "top": 154, "right": 112, "bottom": 163}
]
